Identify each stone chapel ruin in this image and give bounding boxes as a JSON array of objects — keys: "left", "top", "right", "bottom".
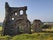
[
  {"left": 2, "top": 2, "right": 43, "bottom": 36},
  {"left": 3, "top": 2, "right": 31, "bottom": 36}
]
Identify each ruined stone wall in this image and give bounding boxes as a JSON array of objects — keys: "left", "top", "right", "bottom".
[
  {"left": 2, "top": 2, "right": 44, "bottom": 36},
  {"left": 32, "top": 20, "right": 43, "bottom": 32},
  {"left": 3, "top": 2, "right": 31, "bottom": 36}
]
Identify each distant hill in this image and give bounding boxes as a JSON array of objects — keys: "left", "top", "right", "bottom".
[
  {"left": 43, "top": 22, "right": 53, "bottom": 25},
  {"left": 0, "top": 22, "right": 3, "bottom": 26}
]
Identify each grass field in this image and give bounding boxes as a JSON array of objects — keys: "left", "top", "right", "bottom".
[
  {"left": 0, "top": 26, "right": 2, "bottom": 31},
  {"left": 11, "top": 33, "right": 53, "bottom": 40},
  {"left": 0, "top": 26, "right": 53, "bottom": 40},
  {"left": 0, "top": 33, "right": 53, "bottom": 40}
]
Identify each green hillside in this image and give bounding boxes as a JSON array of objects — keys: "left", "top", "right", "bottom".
[
  {"left": 0, "top": 26, "right": 53, "bottom": 40},
  {"left": 0, "top": 33, "right": 53, "bottom": 40}
]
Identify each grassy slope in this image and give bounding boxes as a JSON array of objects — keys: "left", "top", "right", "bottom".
[
  {"left": 0, "top": 26, "right": 2, "bottom": 31},
  {"left": 0, "top": 33, "right": 53, "bottom": 40},
  {"left": 0, "top": 26, "right": 53, "bottom": 40},
  {"left": 11, "top": 33, "right": 53, "bottom": 40}
]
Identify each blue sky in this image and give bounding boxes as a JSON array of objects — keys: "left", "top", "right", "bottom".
[{"left": 0, "top": 0, "right": 53, "bottom": 22}]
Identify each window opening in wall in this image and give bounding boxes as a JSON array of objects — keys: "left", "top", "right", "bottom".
[
  {"left": 12, "top": 18, "right": 14, "bottom": 20},
  {"left": 15, "top": 12, "right": 17, "bottom": 15},
  {"left": 20, "top": 10, "right": 23, "bottom": 15}
]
